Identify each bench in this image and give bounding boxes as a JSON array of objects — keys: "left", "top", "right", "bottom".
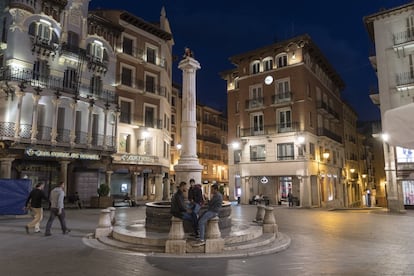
[
  {"left": 111, "top": 194, "right": 135, "bottom": 207},
  {"left": 249, "top": 196, "right": 270, "bottom": 206}
]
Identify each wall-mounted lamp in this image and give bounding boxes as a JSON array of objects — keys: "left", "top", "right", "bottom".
[
  {"left": 231, "top": 142, "right": 240, "bottom": 150},
  {"left": 322, "top": 151, "right": 330, "bottom": 160},
  {"left": 292, "top": 51, "right": 296, "bottom": 60},
  {"left": 350, "top": 168, "right": 355, "bottom": 173}
]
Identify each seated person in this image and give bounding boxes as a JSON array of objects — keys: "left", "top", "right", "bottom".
[
  {"left": 170, "top": 182, "right": 198, "bottom": 236},
  {"left": 194, "top": 184, "right": 223, "bottom": 246},
  {"left": 124, "top": 193, "right": 135, "bottom": 207},
  {"left": 74, "top": 192, "right": 82, "bottom": 209}
]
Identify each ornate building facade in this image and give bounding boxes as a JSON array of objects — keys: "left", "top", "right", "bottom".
[
  {"left": 0, "top": 0, "right": 119, "bottom": 203},
  {"left": 222, "top": 34, "right": 347, "bottom": 207}
]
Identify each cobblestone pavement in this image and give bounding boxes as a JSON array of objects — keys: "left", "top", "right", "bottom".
[{"left": 1, "top": 205, "right": 414, "bottom": 276}]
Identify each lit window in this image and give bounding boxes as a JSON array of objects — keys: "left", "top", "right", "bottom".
[{"left": 277, "top": 54, "right": 288, "bottom": 68}]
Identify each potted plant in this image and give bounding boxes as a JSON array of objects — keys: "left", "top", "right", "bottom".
[
  {"left": 98, "top": 184, "right": 110, "bottom": 197},
  {"left": 91, "top": 184, "right": 112, "bottom": 208}
]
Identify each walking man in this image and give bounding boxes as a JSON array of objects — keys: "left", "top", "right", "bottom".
[
  {"left": 194, "top": 184, "right": 222, "bottom": 246},
  {"left": 45, "top": 181, "right": 70, "bottom": 236},
  {"left": 24, "top": 183, "right": 48, "bottom": 234}
]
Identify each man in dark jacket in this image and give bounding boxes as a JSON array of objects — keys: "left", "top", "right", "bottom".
[
  {"left": 188, "top": 179, "right": 203, "bottom": 216},
  {"left": 170, "top": 181, "right": 198, "bottom": 236},
  {"left": 194, "top": 184, "right": 223, "bottom": 246},
  {"left": 24, "top": 183, "right": 48, "bottom": 234}
]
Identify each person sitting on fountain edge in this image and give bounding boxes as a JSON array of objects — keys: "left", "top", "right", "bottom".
[
  {"left": 188, "top": 179, "right": 204, "bottom": 216},
  {"left": 170, "top": 181, "right": 199, "bottom": 237},
  {"left": 194, "top": 183, "right": 223, "bottom": 246}
]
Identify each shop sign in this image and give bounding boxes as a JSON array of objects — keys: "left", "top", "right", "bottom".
[
  {"left": 25, "top": 148, "right": 100, "bottom": 160},
  {"left": 119, "top": 154, "right": 156, "bottom": 163},
  {"left": 260, "top": 176, "right": 269, "bottom": 184}
]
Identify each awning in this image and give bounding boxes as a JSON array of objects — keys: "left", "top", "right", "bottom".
[{"left": 383, "top": 103, "right": 414, "bottom": 148}]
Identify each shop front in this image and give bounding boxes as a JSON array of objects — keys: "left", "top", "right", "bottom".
[
  {"left": 111, "top": 153, "right": 169, "bottom": 201},
  {"left": 2, "top": 147, "right": 111, "bottom": 206}
]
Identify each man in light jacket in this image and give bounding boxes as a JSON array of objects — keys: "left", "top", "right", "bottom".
[{"left": 45, "top": 181, "right": 70, "bottom": 236}]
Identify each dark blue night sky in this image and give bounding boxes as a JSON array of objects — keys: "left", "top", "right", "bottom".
[{"left": 90, "top": 0, "right": 409, "bottom": 121}]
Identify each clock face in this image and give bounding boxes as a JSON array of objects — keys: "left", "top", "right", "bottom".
[{"left": 264, "top": 75, "right": 273, "bottom": 85}]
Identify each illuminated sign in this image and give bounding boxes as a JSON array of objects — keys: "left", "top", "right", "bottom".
[
  {"left": 25, "top": 148, "right": 100, "bottom": 160},
  {"left": 118, "top": 154, "right": 156, "bottom": 163},
  {"left": 260, "top": 176, "right": 269, "bottom": 184}
]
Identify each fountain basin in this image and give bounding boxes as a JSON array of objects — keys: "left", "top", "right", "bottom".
[{"left": 145, "top": 201, "right": 232, "bottom": 232}]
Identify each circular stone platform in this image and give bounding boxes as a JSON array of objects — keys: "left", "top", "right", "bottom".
[{"left": 84, "top": 218, "right": 291, "bottom": 258}]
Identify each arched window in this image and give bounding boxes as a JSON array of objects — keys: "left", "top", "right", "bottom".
[
  {"left": 276, "top": 54, "right": 288, "bottom": 68},
  {"left": 263, "top": 57, "right": 273, "bottom": 71},
  {"left": 250, "top": 60, "right": 260, "bottom": 74},
  {"left": 28, "top": 20, "right": 58, "bottom": 45}
]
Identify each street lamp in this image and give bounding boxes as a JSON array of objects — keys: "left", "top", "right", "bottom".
[{"left": 318, "top": 150, "right": 330, "bottom": 206}]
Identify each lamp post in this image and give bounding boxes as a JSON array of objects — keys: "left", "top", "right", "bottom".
[{"left": 318, "top": 150, "right": 330, "bottom": 206}]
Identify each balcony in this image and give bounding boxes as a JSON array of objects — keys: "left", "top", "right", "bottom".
[
  {"left": 197, "top": 152, "right": 221, "bottom": 161},
  {"left": 393, "top": 30, "right": 414, "bottom": 45},
  {"left": 317, "top": 127, "right": 342, "bottom": 143},
  {"left": 240, "top": 122, "right": 299, "bottom": 137},
  {"left": 197, "top": 134, "right": 221, "bottom": 144},
  {"left": 31, "top": 36, "right": 58, "bottom": 57},
  {"left": 396, "top": 72, "right": 414, "bottom": 87},
  {"left": 202, "top": 118, "right": 221, "bottom": 128},
  {"left": 0, "top": 121, "right": 115, "bottom": 151},
  {"left": 245, "top": 97, "right": 264, "bottom": 109},
  {"left": 119, "top": 77, "right": 167, "bottom": 98},
  {"left": 0, "top": 67, "right": 116, "bottom": 104},
  {"left": 119, "top": 113, "right": 163, "bottom": 130},
  {"left": 121, "top": 47, "right": 166, "bottom": 69},
  {"left": 316, "top": 100, "right": 339, "bottom": 121},
  {"left": 86, "top": 55, "right": 108, "bottom": 74},
  {"left": 272, "top": 91, "right": 292, "bottom": 105}
]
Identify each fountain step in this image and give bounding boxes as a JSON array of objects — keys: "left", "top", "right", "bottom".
[
  {"left": 95, "top": 232, "right": 290, "bottom": 257},
  {"left": 111, "top": 219, "right": 265, "bottom": 247},
  {"left": 224, "top": 232, "right": 275, "bottom": 251},
  {"left": 98, "top": 236, "right": 165, "bottom": 253}
]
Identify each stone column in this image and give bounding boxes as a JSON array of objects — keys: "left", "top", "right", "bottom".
[
  {"left": 106, "top": 171, "right": 113, "bottom": 196},
  {"left": 165, "top": 217, "right": 186, "bottom": 254},
  {"left": 162, "top": 177, "right": 169, "bottom": 200},
  {"left": 51, "top": 97, "right": 61, "bottom": 144},
  {"left": 87, "top": 103, "right": 94, "bottom": 146},
  {"left": 254, "top": 204, "right": 266, "bottom": 223},
  {"left": 131, "top": 172, "right": 138, "bottom": 201},
  {"left": 205, "top": 216, "right": 224, "bottom": 253},
  {"left": 69, "top": 100, "right": 77, "bottom": 147},
  {"left": 300, "top": 175, "right": 311, "bottom": 208},
  {"left": 95, "top": 209, "right": 113, "bottom": 238},
  {"left": 154, "top": 174, "right": 163, "bottom": 201},
  {"left": 107, "top": 207, "right": 116, "bottom": 225},
  {"left": 384, "top": 144, "right": 405, "bottom": 213},
  {"left": 174, "top": 53, "right": 203, "bottom": 186},
  {"left": 31, "top": 93, "right": 41, "bottom": 142},
  {"left": 14, "top": 89, "right": 24, "bottom": 138},
  {"left": 0, "top": 158, "right": 14, "bottom": 179},
  {"left": 103, "top": 108, "right": 109, "bottom": 149},
  {"left": 263, "top": 206, "right": 278, "bottom": 235},
  {"left": 59, "top": 161, "right": 70, "bottom": 194}
]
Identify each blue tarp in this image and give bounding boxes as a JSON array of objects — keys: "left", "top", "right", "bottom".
[{"left": 0, "top": 179, "right": 32, "bottom": 215}]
